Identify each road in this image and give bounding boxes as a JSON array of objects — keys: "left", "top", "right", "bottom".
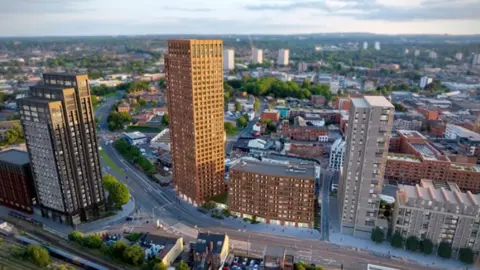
[
  {"left": 93, "top": 96, "right": 434, "bottom": 270},
  {"left": 321, "top": 170, "right": 333, "bottom": 241}
]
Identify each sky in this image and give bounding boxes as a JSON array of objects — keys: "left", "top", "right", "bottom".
[{"left": 0, "top": 0, "right": 479, "bottom": 36}]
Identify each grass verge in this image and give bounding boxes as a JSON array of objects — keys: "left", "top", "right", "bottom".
[{"left": 100, "top": 149, "right": 125, "bottom": 176}]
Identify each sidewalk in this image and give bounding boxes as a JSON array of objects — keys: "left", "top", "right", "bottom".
[
  {"left": 164, "top": 187, "right": 321, "bottom": 239},
  {"left": 329, "top": 233, "right": 471, "bottom": 269},
  {"left": 0, "top": 197, "right": 135, "bottom": 236}
]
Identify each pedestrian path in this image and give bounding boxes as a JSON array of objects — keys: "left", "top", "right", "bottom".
[{"left": 330, "top": 233, "right": 470, "bottom": 270}]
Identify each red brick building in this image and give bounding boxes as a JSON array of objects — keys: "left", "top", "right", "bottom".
[
  {"left": 386, "top": 130, "right": 480, "bottom": 192},
  {"left": 311, "top": 95, "right": 326, "bottom": 106},
  {"left": 278, "top": 120, "right": 328, "bottom": 141},
  {"left": 261, "top": 110, "right": 280, "bottom": 122},
  {"left": 0, "top": 150, "right": 37, "bottom": 213},
  {"left": 417, "top": 108, "right": 439, "bottom": 121},
  {"left": 117, "top": 103, "right": 130, "bottom": 113}
]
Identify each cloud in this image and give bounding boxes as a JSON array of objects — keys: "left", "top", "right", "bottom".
[
  {"left": 245, "top": 1, "right": 331, "bottom": 11},
  {"left": 0, "top": 0, "right": 92, "bottom": 14},
  {"left": 162, "top": 6, "right": 213, "bottom": 12}
]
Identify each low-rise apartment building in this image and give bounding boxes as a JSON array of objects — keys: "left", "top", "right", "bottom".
[
  {"left": 394, "top": 179, "right": 480, "bottom": 255},
  {"left": 385, "top": 130, "right": 480, "bottom": 192},
  {"left": 228, "top": 158, "right": 315, "bottom": 228},
  {"left": 278, "top": 120, "right": 328, "bottom": 141}
]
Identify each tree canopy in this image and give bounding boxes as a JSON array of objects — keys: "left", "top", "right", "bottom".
[
  {"left": 27, "top": 245, "right": 51, "bottom": 268},
  {"left": 153, "top": 262, "right": 168, "bottom": 270},
  {"left": 390, "top": 231, "right": 404, "bottom": 248},
  {"left": 371, "top": 227, "right": 385, "bottom": 243},
  {"left": 437, "top": 241, "right": 452, "bottom": 259},
  {"left": 107, "top": 111, "right": 131, "bottom": 131},
  {"left": 420, "top": 239, "right": 434, "bottom": 255},
  {"left": 128, "top": 81, "right": 150, "bottom": 93},
  {"left": 162, "top": 113, "right": 168, "bottom": 126},
  {"left": 122, "top": 245, "right": 144, "bottom": 265},
  {"left": 405, "top": 236, "right": 419, "bottom": 252},
  {"left": 176, "top": 260, "right": 190, "bottom": 270},
  {"left": 459, "top": 247, "right": 474, "bottom": 264},
  {"left": 236, "top": 116, "right": 248, "bottom": 128},
  {"left": 103, "top": 174, "right": 130, "bottom": 208}
]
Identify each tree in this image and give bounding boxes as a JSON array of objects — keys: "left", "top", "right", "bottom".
[
  {"left": 390, "top": 231, "right": 404, "bottom": 248},
  {"left": 82, "top": 234, "right": 104, "bottom": 249},
  {"left": 153, "top": 262, "right": 168, "bottom": 270},
  {"left": 152, "top": 100, "right": 158, "bottom": 106},
  {"left": 254, "top": 98, "right": 261, "bottom": 112},
  {"left": 224, "top": 122, "right": 236, "bottom": 135},
  {"left": 123, "top": 245, "right": 144, "bottom": 265},
  {"left": 110, "top": 240, "right": 127, "bottom": 258},
  {"left": 107, "top": 111, "right": 131, "bottom": 131},
  {"left": 158, "top": 78, "right": 165, "bottom": 88},
  {"left": 27, "top": 245, "right": 51, "bottom": 267},
  {"left": 235, "top": 101, "right": 241, "bottom": 112},
  {"left": 420, "top": 239, "right": 434, "bottom": 255},
  {"left": 392, "top": 102, "right": 406, "bottom": 112},
  {"left": 371, "top": 227, "right": 385, "bottom": 243},
  {"left": 102, "top": 174, "right": 117, "bottom": 191},
  {"left": 437, "top": 241, "right": 452, "bottom": 259},
  {"left": 405, "top": 236, "right": 420, "bottom": 252},
  {"left": 176, "top": 260, "right": 189, "bottom": 270},
  {"left": 236, "top": 116, "right": 248, "bottom": 129},
  {"left": 459, "top": 247, "right": 474, "bottom": 264},
  {"left": 162, "top": 113, "right": 168, "bottom": 126},
  {"left": 68, "top": 230, "right": 84, "bottom": 243},
  {"left": 138, "top": 98, "right": 147, "bottom": 106},
  {"left": 108, "top": 181, "right": 130, "bottom": 208},
  {"left": 295, "top": 263, "right": 306, "bottom": 270}
]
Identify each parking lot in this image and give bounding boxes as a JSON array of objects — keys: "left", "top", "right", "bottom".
[{"left": 224, "top": 254, "right": 263, "bottom": 270}]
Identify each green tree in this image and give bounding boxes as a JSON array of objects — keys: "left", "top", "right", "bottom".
[
  {"left": 102, "top": 174, "right": 118, "bottom": 191},
  {"left": 224, "top": 122, "right": 236, "bottom": 135},
  {"left": 254, "top": 98, "right": 261, "bottom": 112},
  {"left": 437, "top": 241, "right": 452, "bottom": 259},
  {"left": 295, "top": 263, "right": 306, "bottom": 270},
  {"left": 405, "top": 236, "right": 420, "bottom": 252},
  {"left": 27, "top": 245, "right": 51, "bottom": 267},
  {"left": 68, "top": 231, "right": 84, "bottom": 243},
  {"left": 152, "top": 100, "right": 158, "bottom": 106},
  {"left": 123, "top": 245, "right": 144, "bottom": 265},
  {"left": 371, "top": 227, "right": 385, "bottom": 244},
  {"left": 153, "top": 262, "right": 168, "bottom": 270},
  {"left": 128, "top": 81, "right": 149, "bottom": 93},
  {"left": 390, "top": 231, "right": 404, "bottom": 248},
  {"left": 176, "top": 260, "right": 189, "bottom": 270},
  {"left": 108, "top": 181, "right": 130, "bottom": 208},
  {"left": 235, "top": 101, "right": 242, "bottom": 112},
  {"left": 82, "top": 234, "right": 104, "bottom": 249},
  {"left": 162, "top": 113, "right": 168, "bottom": 126},
  {"left": 158, "top": 78, "right": 165, "bottom": 88},
  {"left": 392, "top": 102, "right": 406, "bottom": 112},
  {"left": 107, "top": 111, "right": 132, "bottom": 131},
  {"left": 110, "top": 240, "right": 127, "bottom": 258},
  {"left": 459, "top": 247, "right": 474, "bottom": 264},
  {"left": 236, "top": 116, "right": 248, "bottom": 129},
  {"left": 138, "top": 98, "right": 147, "bottom": 106},
  {"left": 420, "top": 239, "right": 434, "bottom": 255}
]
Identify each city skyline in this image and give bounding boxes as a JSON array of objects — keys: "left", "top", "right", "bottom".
[{"left": 1, "top": 0, "right": 479, "bottom": 36}]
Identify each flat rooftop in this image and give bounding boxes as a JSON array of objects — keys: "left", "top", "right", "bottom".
[
  {"left": 398, "top": 179, "right": 480, "bottom": 207},
  {"left": 231, "top": 158, "right": 315, "bottom": 178},
  {"left": 0, "top": 149, "right": 30, "bottom": 165},
  {"left": 387, "top": 154, "right": 421, "bottom": 163},
  {"left": 124, "top": 131, "right": 147, "bottom": 140},
  {"left": 398, "top": 130, "right": 426, "bottom": 139},
  {"left": 411, "top": 143, "right": 439, "bottom": 160},
  {"left": 365, "top": 96, "right": 394, "bottom": 108}
]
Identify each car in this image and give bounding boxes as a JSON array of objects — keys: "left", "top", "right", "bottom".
[
  {"left": 233, "top": 257, "right": 239, "bottom": 264},
  {"left": 249, "top": 260, "right": 255, "bottom": 266},
  {"left": 331, "top": 184, "right": 338, "bottom": 192},
  {"left": 125, "top": 216, "right": 134, "bottom": 221},
  {"left": 253, "top": 265, "right": 259, "bottom": 270}
]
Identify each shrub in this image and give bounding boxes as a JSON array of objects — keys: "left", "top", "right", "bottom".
[
  {"left": 371, "top": 227, "right": 385, "bottom": 243},
  {"left": 68, "top": 231, "right": 84, "bottom": 243},
  {"left": 82, "top": 234, "right": 104, "bottom": 249},
  {"left": 27, "top": 244, "right": 51, "bottom": 267}
]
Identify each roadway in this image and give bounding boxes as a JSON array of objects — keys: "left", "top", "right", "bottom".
[{"left": 93, "top": 95, "right": 433, "bottom": 270}]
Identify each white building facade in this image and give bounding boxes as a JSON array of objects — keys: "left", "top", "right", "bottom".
[
  {"left": 277, "top": 49, "right": 289, "bottom": 66},
  {"left": 419, "top": 76, "right": 433, "bottom": 89},
  {"left": 223, "top": 49, "right": 235, "bottom": 70},
  {"left": 252, "top": 49, "right": 263, "bottom": 64},
  {"left": 328, "top": 138, "right": 346, "bottom": 171}
]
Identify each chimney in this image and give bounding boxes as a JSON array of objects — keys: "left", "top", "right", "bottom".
[{"left": 209, "top": 241, "right": 214, "bottom": 252}]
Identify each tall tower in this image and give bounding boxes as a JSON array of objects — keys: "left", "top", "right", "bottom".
[
  {"left": 339, "top": 96, "right": 394, "bottom": 238},
  {"left": 252, "top": 48, "right": 263, "bottom": 64},
  {"left": 166, "top": 40, "right": 226, "bottom": 205},
  {"left": 277, "top": 49, "right": 289, "bottom": 66},
  {"left": 223, "top": 49, "right": 235, "bottom": 70},
  {"left": 18, "top": 73, "right": 105, "bottom": 225}
]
